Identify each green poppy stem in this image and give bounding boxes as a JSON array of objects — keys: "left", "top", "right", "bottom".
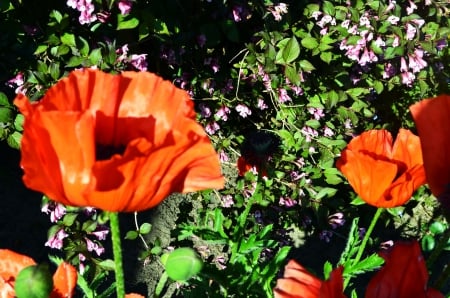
[
  {"left": 344, "top": 207, "right": 383, "bottom": 289},
  {"left": 352, "top": 207, "right": 383, "bottom": 266},
  {"left": 108, "top": 211, "right": 125, "bottom": 298}
]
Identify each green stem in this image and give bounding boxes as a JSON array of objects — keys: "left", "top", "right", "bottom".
[
  {"left": 344, "top": 208, "right": 383, "bottom": 289},
  {"left": 352, "top": 208, "right": 383, "bottom": 266},
  {"left": 108, "top": 211, "right": 125, "bottom": 298}
]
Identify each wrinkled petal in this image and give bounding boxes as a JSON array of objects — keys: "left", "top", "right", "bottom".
[
  {"left": 337, "top": 129, "right": 425, "bottom": 208},
  {"left": 14, "top": 69, "right": 224, "bottom": 212},
  {"left": 384, "top": 165, "right": 426, "bottom": 208},
  {"left": 410, "top": 95, "right": 450, "bottom": 198},
  {"left": 274, "top": 260, "right": 321, "bottom": 298},
  {"left": 50, "top": 262, "right": 77, "bottom": 298},
  {"left": 274, "top": 260, "right": 345, "bottom": 298},
  {"left": 346, "top": 130, "right": 393, "bottom": 158},
  {"left": 0, "top": 249, "right": 36, "bottom": 280},
  {"left": 365, "top": 241, "right": 443, "bottom": 298},
  {"left": 336, "top": 150, "right": 398, "bottom": 207}
]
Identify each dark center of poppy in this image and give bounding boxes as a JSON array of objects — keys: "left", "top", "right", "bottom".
[{"left": 96, "top": 144, "right": 127, "bottom": 161}]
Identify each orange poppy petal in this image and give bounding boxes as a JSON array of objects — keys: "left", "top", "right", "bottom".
[
  {"left": 346, "top": 130, "right": 393, "bottom": 158},
  {"left": 337, "top": 150, "right": 398, "bottom": 207},
  {"left": 50, "top": 262, "right": 77, "bottom": 298},
  {"left": 365, "top": 241, "right": 442, "bottom": 298},
  {"left": 13, "top": 95, "right": 67, "bottom": 203},
  {"left": 0, "top": 249, "right": 36, "bottom": 279},
  {"left": 410, "top": 95, "right": 450, "bottom": 198},
  {"left": 383, "top": 165, "right": 426, "bottom": 208},
  {"left": 274, "top": 260, "right": 321, "bottom": 298},
  {"left": 0, "top": 277, "right": 15, "bottom": 298},
  {"left": 391, "top": 128, "right": 423, "bottom": 170}
]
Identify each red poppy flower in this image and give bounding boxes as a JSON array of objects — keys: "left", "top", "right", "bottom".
[
  {"left": 336, "top": 129, "right": 426, "bottom": 208},
  {"left": 0, "top": 249, "right": 77, "bottom": 298},
  {"left": 274, "top": 260, "right": 346, "bottom": 298},
  {"left": 365, "top": 241, "right": 443, "bottom": 298},
  {"left": 410, "top": 95, "right": 450, "bottom": 204},
  {"left": 14, "top": 69, "right": 224, "bottom": 212}
]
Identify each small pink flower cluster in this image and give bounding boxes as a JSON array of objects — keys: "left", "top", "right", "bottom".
[
  {"left": 310, "top": 1, "right": 439, "bottom": 87},
  {"left": 66, "top": 0, "right": 97, "bottom": 25},
  {"left": 116, "top": 44, "right": 148, "bottom": 71}
]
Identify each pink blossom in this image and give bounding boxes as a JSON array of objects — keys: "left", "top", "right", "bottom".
[
  {"left": 401, "top": 71, "right": 415, "bottom": 86},
  {"left": 45, "top": 229, "right": 68, "bottom": 250},
  {"left": 408, "top": 49, "right": 427, "bottom": 73},
  {"left": 219, "top": 150, "right": 229, "bottom": 163},
  {"left": 85, "top": 238, "right": 105, "bottom": 256},
  {"left": 406, "top": 0, "right": 417, "bottom": 15},
  {"left": 116, "top": 44, "right": 129, "bottom": 62},
  {"left": 341, "top": 19, "right": 350, "bottom": 29},
  {"left": 400, "top": 57, "right": 408, "bottom": 72},
  {"left": 118, "top": 0, "right": 132, "bottom": 15},
  {"left": 90, "top": 226, "right": 109, "bottom": 241},
  {"left": 257, "top": 98, "right": 268, "bottom": 110},
  {"left": 278, "top": 88, "right": 292, "bottom": 103},
  {"left": 279, "top": 197, "right": 297, "bottom": 207},
  {"left": 205, "top": 122, "right": 220, "bottom": 135},
  {"left": 130, "top": 54, "right": 148, "bottom": 71},
  {"left": 221, "top": 195, "right": 234, "bottom": 208},
  {"left": 311, "top": 11, "right": 322, "bottom": 20},
  {"left": 359, "top": 48, "right": 378, "bottom": 66},
  {"left": 269, "top": 3, "right": 288, "bottom": 21},
  {"left": 392, "top": 35, "right": 400, "bottom": 47},
  {"left": 215, "top": 106, "right": 231, "bottom": 121},
  {"left": 359, "top": 16, "right": 370, "bottom": 27},
  {"left": 323, "top": 127, "right": 334, "bottom": 137},
  {"left": 235, "top": 104, "right": 252, "bottom": 117},
  {"left": 374, "top": 36, "right": 385, "bottom": 47},
  {"left": 301, "top": 126, "right": 318, "bottom": 142},
  {"left": 41, "top": 201, "right": 66, "bottom": 223},
  {"left": 328, "top": 213, "right": 345, "bottom": 229},
  {"left": 308, "top": 107, "right": 325, "bottom": 120},
  {"left": 385, "top": 0, "right": 396, "bottom": 12},
  {"left": 319, "top": 230, "right": 333, "bottom": 242},
  {"left": 387, "top": 15, "right": 399, "bottom": 25},
  {"left": 406, "top": 23, "right": 416, "bottom": 40},
  {"left": 232, "top": 5, "right": 250, "bottom": 22}
]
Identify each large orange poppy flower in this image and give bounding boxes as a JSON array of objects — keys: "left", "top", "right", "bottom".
[
  {"left": 0, "top": 249, "right": 77, "bottom": 298},
  {"left": 336, "top": 129, "right": 426, "bottom": 208},
  {"left": 410, "top": 95, "right": 450, "bottom": 205},
  {"left": 274, "top": 260, "right": 346, "bottom": 298},
  {"left": 14, "top": 69, "right": 224, "bottom": 212},
  {"left": 365, "top": 241, "right": 443, "bottom": 298}
]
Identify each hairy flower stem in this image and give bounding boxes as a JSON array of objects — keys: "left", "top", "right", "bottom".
[
  {"left": 353, "top": 208, "right": 383, "bottom": 265},
  {"left": 108, "top": 211, "right": 125, "bottom": 298},
  {"left": 344, "top": 208, "right": 383, "bottom": 288}
]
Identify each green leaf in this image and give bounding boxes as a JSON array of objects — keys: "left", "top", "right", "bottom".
[
  {"left": 34, "top": 45, "right": 48, "bottom": 55},
  {"left": 299, "top": 59, "right": 315, "bottom": 72},
  {"left": 282, "top": 37, "right": 300, "bottom": 63},
  {"left": 125, "top": 230, "right": 138, "bottom": 240},
  {"left": 301, "top": 36, "right": 318, "bottom": 50},
  {"left": 14, "top": 114, "right": 24, "bottom": 131},
  {"left": 430, "top": 222, "right": 447, "bottom": 235},
  {"left": 89, "top": 48, "right": 103, "bottom": 65},
  {"left": 284, "top": 65, "right": 300, "bottom": 86},
  {"left": 348, "top": 254, "right": 384, "bottom": 275},
  {"left": 0, "top": 92, "right": 10, "bottom": 106},
  {"left": 98, "top": 259, "right": 115, "bottom": 271},
  {"left": 322, "top": 1, "right": 335, "bottom": 16},
  {"left": 117, "top": 14, "right": 139, "bottom": 30},
  {"left": 320, "top": 51, "right": 332, "bottom": 64},
  {"left": 50, "top": 10, "right": 63, "bottom": 23},
  {"left": 0, "top": 107, "right": 13, "bottom": 123},
  {"left": 60, "top": 33, "right": 76, "bottom": 46},
  {"left": 78, "top": 36, "right": 90, "bottom": 56},
  {"left": 139, "top": 223, "right": 152, "bottom": 234}
]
